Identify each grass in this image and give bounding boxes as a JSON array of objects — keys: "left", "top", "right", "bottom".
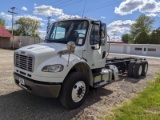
[{"left": 104, "top": 73, "right": 160, "bottom": 120}]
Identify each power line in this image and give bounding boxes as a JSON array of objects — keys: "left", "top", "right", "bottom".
[
  {"left": 72, "top": 0, "right": 120, "bottom": 15},
  {"left": 52, "top": 0, "right": 120, "bottom": 20},
  {"left": 49, "top": 0, "right": 78, "bottom": 7},
  {"left": 15, "top": 0, "right": 121, "bottom": 25},
  {"left": 57, "top": 0, "right": 82, "bottom": 8},
  {"left": 48, "top": 0, "right": 66, "bottom": 6},
  {"left": 85, "top": 0, "right": 120, "bottom": 14},
  {"left": 16, "top": 0, "right": 70, "bottom": 13},
  {"left": 16, "top": 0, "right": 83, "bottom": 19},
  {"left": 16, "top": 1, "right": 82, "bottom": 18}
]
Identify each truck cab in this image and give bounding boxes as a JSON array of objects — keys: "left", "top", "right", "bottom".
[{"left": 13, "top": 18, "right": 148, "bottom": 109}]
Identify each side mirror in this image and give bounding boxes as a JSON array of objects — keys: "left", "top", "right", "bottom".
[
  {"left": 66, "top": 41, "right": 76, "bottom": 53},
  {"left": 91, "top": 20, "right": 102, "bottom": 50}
]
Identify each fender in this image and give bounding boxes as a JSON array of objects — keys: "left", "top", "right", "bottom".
[{"left": 33, "top": 54, "right": 93, "bottom": 84}]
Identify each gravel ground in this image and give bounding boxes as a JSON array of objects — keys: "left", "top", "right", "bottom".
[{"left": 0, "top": 49, "right": 160, "bottom": 120}]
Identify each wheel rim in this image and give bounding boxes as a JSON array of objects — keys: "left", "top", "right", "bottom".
[
  {"left": 71, "top": 81, "right": 86, "bottom": 103},
  {"left": 144, "top": 64, "right": 148, "bottom": 73},
  {"left": 139, "top": 65, "right": 142, "bottom": 75}
]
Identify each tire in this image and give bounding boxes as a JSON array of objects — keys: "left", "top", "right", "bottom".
[
  {"left": 128, "top": 61, "right": 135, "bottom": 77},
  {"left": 133, "top": 61, "right": 143, "bottom": 78},
  {"left": 59, "top": 72, "right": 89, "bottom": 109},
  {"left": 141, "top": 61, "right": 148, "bottom": 76}
]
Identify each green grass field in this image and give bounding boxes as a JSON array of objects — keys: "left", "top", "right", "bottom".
[{"left": 104, "top": 73, "right": 160, "bottom": 120}]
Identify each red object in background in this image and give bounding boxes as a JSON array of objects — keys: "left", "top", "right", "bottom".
[{"left": 0, "top": 25, "right": 13, "bottom": 37}]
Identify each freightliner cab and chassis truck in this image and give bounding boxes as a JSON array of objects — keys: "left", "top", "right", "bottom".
[{"left": 14, "top": 18, "right": 148, "bottom": 109}]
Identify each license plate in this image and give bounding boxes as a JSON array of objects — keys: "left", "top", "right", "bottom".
[{"left": 19, "top": 77, "right": 25, "bottom": 85}]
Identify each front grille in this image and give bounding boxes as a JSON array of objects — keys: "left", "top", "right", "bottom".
[{"left": 15, "top": 53, "right": 34, "bottom": 72}]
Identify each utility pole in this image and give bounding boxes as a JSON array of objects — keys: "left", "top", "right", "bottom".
[
  {"left": 8, "top": 7, "right": 17, "bottom": 49},
  {"left": 82, "top": 0, "right": 87, "bottom": 18},
  {"left": 47, "top": 16, "right": 51, "bottom": 35},
  {"left": 8, "top": 7, "right": 17, "bottom": 35}
]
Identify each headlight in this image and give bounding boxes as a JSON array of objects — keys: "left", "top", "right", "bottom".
[{"left": 42, "top": 64, "right": 64, "bottom": 72}]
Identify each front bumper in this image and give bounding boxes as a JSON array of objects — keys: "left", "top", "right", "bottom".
[{"left": 14, "top": 73, "right": 61, "bottom": 98}]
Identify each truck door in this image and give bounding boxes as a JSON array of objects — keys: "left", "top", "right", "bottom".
[{"left": 87, "top": 22, "right": 107, "bottom": 69}]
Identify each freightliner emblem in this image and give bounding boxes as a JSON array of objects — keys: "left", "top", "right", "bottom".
[{"left": 21, "top": 51, "right": 25, "bottom": 54}]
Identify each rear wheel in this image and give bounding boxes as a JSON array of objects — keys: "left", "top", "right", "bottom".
[
  {"left": 133, "top": 61, "right": 143, "bottom": 78},
  {"left": 128, "top": 61, "right": 135, "bottom": 77},
  {"left": 141, "top": 61, "right": 148, "bottom": 76},
  {"left": 59, "top": 72, "right": 89, "bottom": 109}
]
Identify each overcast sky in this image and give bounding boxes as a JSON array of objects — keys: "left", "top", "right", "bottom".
[{"left": 0, "top": 0, "right": 160, "bottom": 40}]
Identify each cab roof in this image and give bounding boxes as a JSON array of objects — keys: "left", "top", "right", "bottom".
[{"left": 55, "top": 18, "right": 105, "bottom": 24}]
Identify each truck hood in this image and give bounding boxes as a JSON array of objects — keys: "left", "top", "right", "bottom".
[
  {"left": 16, "top": 42, "right": 84, "bottom": 62},
  {"left": 17, "top": 42, "right": 67, "bottom": 56},
  {"left": 15, "top": 42, "right": 85, "bottom": 71},
  {"left": 16, "top": 43, "right": 70, "bottom": 69}
]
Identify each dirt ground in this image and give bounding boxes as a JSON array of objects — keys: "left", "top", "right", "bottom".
[{"left": 0, "top": 49, "right": 160, "bottom": 120}]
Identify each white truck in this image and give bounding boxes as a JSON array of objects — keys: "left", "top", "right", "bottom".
[{"left": 14, "top": 18, "right": 148, "bottom": 109}]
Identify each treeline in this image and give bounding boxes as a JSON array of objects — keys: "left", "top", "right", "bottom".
[
  {"left": 122, "top": 14, "right": 160, "bottom": 44},
  {"left": 0, "top": 17, "right": 41, "bottom": 37}
]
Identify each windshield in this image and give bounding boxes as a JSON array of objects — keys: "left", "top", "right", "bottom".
[{"left": 46, "top": 20, "right": 89, "bottom": 46}]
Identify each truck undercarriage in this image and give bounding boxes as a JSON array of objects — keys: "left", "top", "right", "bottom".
[{"left": 90, "top": 57, "right": 148, "bottom": 88}]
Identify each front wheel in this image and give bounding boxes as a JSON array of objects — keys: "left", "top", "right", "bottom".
[{"left": 59, "top": 72, "right": 89, "bottom": 109}]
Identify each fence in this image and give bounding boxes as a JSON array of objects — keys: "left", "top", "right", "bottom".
[
  {"left": 11, "top": 36, "right": 41, "bottom": 49},
  {"left": 109, "top": 43, "right": 160, "bottom": 57}
]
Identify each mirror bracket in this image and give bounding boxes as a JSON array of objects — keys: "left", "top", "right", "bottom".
[{"left": 66, "top": 41, "right": 76, "bottom": 65}]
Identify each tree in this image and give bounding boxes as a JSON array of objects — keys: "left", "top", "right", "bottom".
[
  {"left": 150, "top": 27, "right": 160, "bottom": 44},
  {"left": 15, "top": 17, "right": 41, "bottom": 37},
  {"left": 130, "top": 14, "right": 154, "bottom": 43},
  {"left": 121, "top": 33, "right": 134, "bottom": 43},
  {"left": 8, "top": 29, "right": 22, "bottom": 36},
  {"left": 134, "top": 31, "right": 150, "bottom": 44},
  {"left": 122, "top": 33, "right": 129, "bottom": 43},
  {"left": 0, "top": 18, "right": 6, "bottom": 27}
]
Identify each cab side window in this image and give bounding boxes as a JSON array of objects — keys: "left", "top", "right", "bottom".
[{"left": 90, "top": 24, "right": 100, "bottom": 45}]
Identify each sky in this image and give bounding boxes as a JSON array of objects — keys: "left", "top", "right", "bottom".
[{"left": 0, "top": 0, "right": 160, "bottom": 41}]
